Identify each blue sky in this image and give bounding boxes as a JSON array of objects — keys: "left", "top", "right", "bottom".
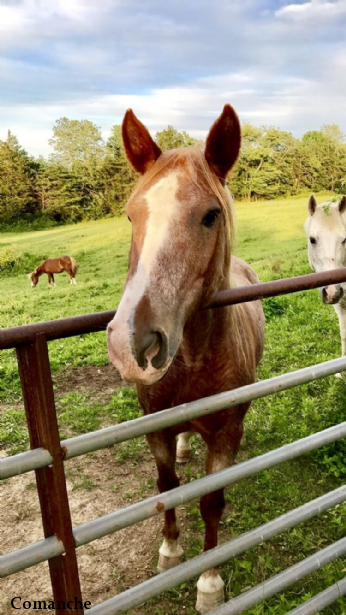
[{"left": 0, "top": 0, "right": 345, "bottom": 157}]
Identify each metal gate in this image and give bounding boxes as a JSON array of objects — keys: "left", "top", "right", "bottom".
[{"left": 1, "top": 269, "right": 346, "bottom": 615}]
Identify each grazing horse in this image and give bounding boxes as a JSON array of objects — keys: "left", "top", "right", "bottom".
[
  {"left": 28, "top": 256, "right": 78, "bottom": 287},
  {"left": 305, "top": 195, "right": 346, "bottom": 359},
  {"left": 107, "top": 105, "right": 265, "bottom": 613}
]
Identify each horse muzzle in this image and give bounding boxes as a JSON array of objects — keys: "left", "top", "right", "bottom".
[
  {"left": 107, "top": 320, "right": 173, "bottom": 385},
  {"left": 320, "top": 284, "right": 344, "bottom": 305}
]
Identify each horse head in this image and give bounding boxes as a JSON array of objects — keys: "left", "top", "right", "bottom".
[
  {"left": 305, "top": 194, "right": 346, "bottom": 304},
  {"left": 28, "top": 269, "right": 39, "bottom": 287},
  {"left": 107, "top": 105, "right": 241, "bottom": 385}
]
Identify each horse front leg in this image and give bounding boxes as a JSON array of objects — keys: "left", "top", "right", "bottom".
[
  {"left": 146, "top": 430, "right": 184, "bottom": 573},
  {"left": 334, "top": 303, "right": 346, "bottom": 377},
  {"left": 196, "top": 417, "right": 244, "bottom": 614},
  {"left": 334, "top": 303, "right": 346, "bottom": 355}
]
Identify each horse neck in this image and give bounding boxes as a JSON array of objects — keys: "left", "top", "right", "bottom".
[{"left": 181, "top": 235, "right": 233, "bottom": 360}]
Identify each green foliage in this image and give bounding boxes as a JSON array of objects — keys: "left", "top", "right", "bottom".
[
  {"left": 1, "top": 118, "right": 346, "bottom": 224},
  {"left": 0, "top": 245, "right": 22, "bottom": 272},
  {"left": 229, "top": 122, "right": 346, "bottom": 200},
  {"left": 155, "top": 125, "right": 198, "bottom": 151},
  {"left": 0, "top": 132, "right": 38, "bottom": 219},
  {"left": 49, "top": 117, "right": 104, "bottom": 168},
  {"left": 0, "top": 213, "right": 64, "bottom": 233}
]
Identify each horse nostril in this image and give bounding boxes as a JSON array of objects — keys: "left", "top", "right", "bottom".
[
  {"left": 152, "top": 330, "right": 168, "bottom": 369},
  {"left": 136, "top": 330, "right": 168, "bottom": 370}
]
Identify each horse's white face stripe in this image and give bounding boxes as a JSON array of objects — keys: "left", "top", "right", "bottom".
[
  {"left": 117, "top": 171, "right": 181, "bottom": 320},
  {"left": 107, "top": 171, "right": 181, "bottom": 383}
]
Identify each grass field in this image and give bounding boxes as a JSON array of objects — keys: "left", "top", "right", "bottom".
[{"left": 1, "top": 193, "right": 346, "bottom": 614}]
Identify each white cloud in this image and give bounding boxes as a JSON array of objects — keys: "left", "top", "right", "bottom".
[
  {"left": 1, "top": 0, "right": 346, "bottom": 155},
  {"left": 276, "top": 0, "right": 346, "bottom": 20},
  {"left": 2, "top": 68, "right": 344, "bottom": 158}
]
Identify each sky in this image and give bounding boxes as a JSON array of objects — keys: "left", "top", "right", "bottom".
[{"left": 0, "top": 0, "right": 346, "bottom": 157}]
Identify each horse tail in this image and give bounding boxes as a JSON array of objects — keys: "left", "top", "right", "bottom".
[{"left": 70, "top": 257, "right": 78, "bottom": 275}]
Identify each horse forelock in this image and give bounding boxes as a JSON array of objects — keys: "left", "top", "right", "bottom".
[{"left": 131, "top": 147, "right": 235, "bottom": 243}]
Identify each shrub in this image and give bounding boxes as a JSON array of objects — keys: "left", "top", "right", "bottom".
[{"left": 0, "top": 245, "right": 22, "bottom": 272}]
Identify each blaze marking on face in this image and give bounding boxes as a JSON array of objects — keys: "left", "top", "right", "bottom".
[
  {"left": 123, "top": 171, "right": 181, "bottom": 313},
  {"left": 107, "top": 171, "right": 181, "bottom": 380}
]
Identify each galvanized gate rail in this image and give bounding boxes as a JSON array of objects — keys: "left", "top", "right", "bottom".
[{"left": 1, "top": 268, "right": 346, "bottom": 615}]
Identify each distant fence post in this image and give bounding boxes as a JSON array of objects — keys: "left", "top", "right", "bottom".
[{"left": 16, "top": 333, "right": 84, "bottom": 615}]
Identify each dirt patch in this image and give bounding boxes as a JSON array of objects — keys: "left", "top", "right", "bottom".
[
  {"left": 0, "top": 430, "right": 248, "bottom": 614},
  {"left": 0, "top": 364, "right": 126, "bottom": 417},
  {"left": 53, "top": 363, "right": 127, "bottom": 404},
  {"left": 1, "top": 446, "right": 167, "bottom": 614}
]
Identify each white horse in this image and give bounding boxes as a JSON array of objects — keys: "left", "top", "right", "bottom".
[{"left": 305, "top": 195, "right": 346, "bottom": 361}]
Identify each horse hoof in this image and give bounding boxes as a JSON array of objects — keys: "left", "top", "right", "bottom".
[
  {"left": 157, "top": 540, "right": 184, "bottom": 573},
  {"left": 176, "top": 448, "right": 191, "bottom": 464},
  {"left": 196, "top": 573, "right": 225, "bottom": 614}
]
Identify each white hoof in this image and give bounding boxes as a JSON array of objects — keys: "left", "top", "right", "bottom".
[
  {"left": 196, "top": 572, "right": 225, "bottom": 614},
  {"left": 176, "top": 432, "right": 192, "bottom": 464},
  {"left": 176, "top": 448, "right": 191, "bottom": 464},
  {"left": 157, "top": 539, "right": 184, "bottom": 573}
]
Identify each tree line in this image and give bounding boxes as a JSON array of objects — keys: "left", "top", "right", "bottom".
[{"left": 0, "top": 118, "right": 345, "bottom": 225}]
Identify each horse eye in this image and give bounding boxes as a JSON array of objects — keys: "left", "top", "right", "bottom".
[
  {"left": 202, "top": 209, "right": 220, "bottom": 228},
  {"left": 309, "top": 237, "right": 317, "bottom": 245},
  {"left": 342, "top": 238, "right": 346, "bottom": 245},
  {"left": 127, "top": 216, "right": 132, "bottom": 223}
]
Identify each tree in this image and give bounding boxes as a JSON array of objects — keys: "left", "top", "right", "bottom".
[
  {"left": 155, "top": 126, "right": 197, "bottom": 151},
  {"left": 49, "top": 118, "right": 105, "bottom": 169},
  {"left": 102, "top": 125, "right": 138, "bottom": 214},
  {"left": 0, "top": 134, "right": 38, "bottom": 219},
  {"left": 35, "top": 161, "right": 88, "bottom": 221}
]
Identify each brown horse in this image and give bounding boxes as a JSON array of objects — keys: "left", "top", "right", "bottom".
[
  {"left": 28, "top": 256, "right": 78, "bottom": 287},
  {"left": 107, "top": 105, "right": 265, "bottom": 613}
]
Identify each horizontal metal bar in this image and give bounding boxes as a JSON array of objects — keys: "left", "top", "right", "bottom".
[
  {"left": 285, "top": 576, "right": 346, "bottom": 615},
  {"left": 73, "top": 422, "right": 346, "bottom": 547},
  {"left": 0, "top": 310, "right": 116, "bottom": 350},
  {"left": 210, "top": 538, "right": 346, "bottom": 615},
  {"left": 0, "top": 448, "right": 52, "bottom": 480},
  {"left": 1, "top": 269, "right": 346, "bottom": 349},
  {"left": 84, "top": 486, "right": 346, "bottom": 615},
  {"left": 2, "top": 425, "right": 346, "bottom": 579},
  {"left": 63, "top": 355, "right": 346, "bottom": 461},
  {"left": 2, "top": 355, "right": 346, "bottom": 481},
  {"left": 0, "top": 536, "right": 64, "bottom": 578},
  {"left": 206, "top": 268, "right": 346, "bottom": 309}
]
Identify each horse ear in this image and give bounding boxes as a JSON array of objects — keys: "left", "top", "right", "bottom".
[
  {"left": 205, "top": 104, "right": 241, "bottom": 183},
  {"left": 122, "top": 109, "right": 162, "bottom": 174},
  {"left": 308, "top": 195, "right": 317, "bottom": 216},
  {"left": 339, "top": 195, "right": 346, "bottom": 214}
]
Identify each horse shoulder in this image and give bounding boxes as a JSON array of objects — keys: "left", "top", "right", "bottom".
[
  {"left": 230, "top": 255, "right": 259, "bottom": 287},
  {"left": 230, "top": 256, "right": 265, "bottom": 365}
]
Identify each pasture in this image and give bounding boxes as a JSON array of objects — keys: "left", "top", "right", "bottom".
[{"left": 1, "top": 193, "right": 346, "bottom": 614}]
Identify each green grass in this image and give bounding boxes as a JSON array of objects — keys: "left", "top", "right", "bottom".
[{"left": 2, "top": 192, "right": 346, "bottom": 614}]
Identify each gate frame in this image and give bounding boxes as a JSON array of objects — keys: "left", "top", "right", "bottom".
[{"left": 1, "top": 268, "right": 346, "bottom": 615}]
